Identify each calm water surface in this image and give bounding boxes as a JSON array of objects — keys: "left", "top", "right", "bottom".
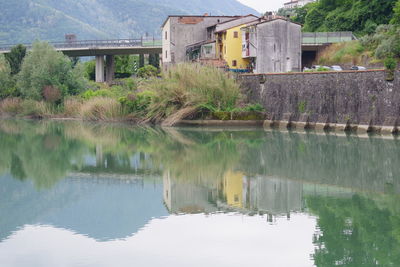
[{"left": 0, "top": 120, "right": 399, "bottom": 267}]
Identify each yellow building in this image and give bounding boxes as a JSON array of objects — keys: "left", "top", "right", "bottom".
[
  {"left": 223, "top": 171, "right": 244, "bottom": 208},
  {"left": 216, "top": 24, "right": 250, "bottom": 72}
]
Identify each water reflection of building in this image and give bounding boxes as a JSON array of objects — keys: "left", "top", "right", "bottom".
[
  {"left": 163, "top": 171, "right": 219, "bottom": 214},
  {"left": 163, "top": 169, "right": 358, "bottom": 218},
  {"left": 222, "top": 172, "right": 303, "bottom": 215}
]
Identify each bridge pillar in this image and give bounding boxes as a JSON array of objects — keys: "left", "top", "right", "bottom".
[
  {"left": 96, "top": 56, "right": 104, "bottom": 83},
  {"left": 105, "top": 55, "right": 115, "bottom": 84},
  {"left": 95, "top": 55, "right": 105, "bottom": 83}
]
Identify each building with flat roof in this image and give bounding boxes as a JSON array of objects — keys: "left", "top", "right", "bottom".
[{"left": 161, "top": 15, "right": 241, "bottom": 69}]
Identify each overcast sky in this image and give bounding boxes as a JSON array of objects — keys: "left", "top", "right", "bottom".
[{"left": 237, "top": 0, "right": 287, "bottom": 13}]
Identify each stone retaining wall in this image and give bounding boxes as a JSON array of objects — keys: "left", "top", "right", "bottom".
[{"left": 239, "top": 70, "right": 400, "bottom": 134}]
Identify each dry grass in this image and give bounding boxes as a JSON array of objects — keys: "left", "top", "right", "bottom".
[
  {"left": 63, "top": 97, "right": 84, "bottom": 117},
  {"left": 20, "top": 100, "right": 52, "bottom": 117},
  {"left": 141, "top": 63, "right": 241, "bottom": 123},
  {"left": 0, "top": 98, "right": 52, "bottom": 117},
  {"left": 317, "top": 41, "right": 370, "bottom": 65},
  {"left": 79, "top": 97, "right": 123, "bottom": 121},
  {"left": 0, "top": 98, "right": 22, "bottom": 114},
  {"left": 161, "top": 106, "right": 198, "bottom": 127}
]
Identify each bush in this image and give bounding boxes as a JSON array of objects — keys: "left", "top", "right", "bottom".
[
  {"left": 384, "top": 57, "right": 397, "bottom": 70},
  {"left": 81, "top": 89, "right": 113, "bottom": 100},
  {"left": 119, "top": 90, "right": 155, "bottom": 114},
  {"left": 137, "top": 65, "right": 159, "bottom": 78},
  {"left": 17, "top": 41, "right": 87, "bottom": 101}
]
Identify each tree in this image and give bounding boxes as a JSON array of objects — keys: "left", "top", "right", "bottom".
[
  {"left": 137, "top": 65, "right": 158, "bottom": 78},
  {"left": 83, "top": 60, "right": 96, "bottom": 81},
  {"left": 391, "top": 0, "right": 400, "bottom": 25},
  {"left": 301, "top": 0, "right": 397, "bottom": 33},
  {"left": 4, "top": 44, "right": 26, "bottom": 75},
  {"left": 0, "top": 54, "right": 14, "bottom": 98},
  {"left": 17, "top": 42, "right": 87, "bottom": 101}
]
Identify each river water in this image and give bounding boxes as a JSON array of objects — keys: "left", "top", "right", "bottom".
[{"left": 0, "top": 120, "right": 399, "bottom": 267}]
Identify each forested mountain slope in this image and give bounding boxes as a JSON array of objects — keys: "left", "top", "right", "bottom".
[{"left": 0, "top": 0, "right": 258, "bottom": 44}]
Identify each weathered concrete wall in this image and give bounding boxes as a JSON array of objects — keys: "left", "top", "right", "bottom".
[
  {"left": 255, "top": 20, "right": 302, "bottom": 73},
  {"left": 239, "top": 70, "right": 400, "bottom": 130}
]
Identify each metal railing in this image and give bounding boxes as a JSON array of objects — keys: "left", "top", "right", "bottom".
[
  {"left": 302, "top": 32, "right": 356, "bottom": 45},
  {"left": 0, "top": 38, "right": 162, "bottom": 52}
]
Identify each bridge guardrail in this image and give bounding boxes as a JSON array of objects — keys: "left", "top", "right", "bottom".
[
  {"left": 302, "top": 32, "right": 356, "bottom": 45},
  {"left": 0, "top": 38, "right": 162, "bottom": 52}
]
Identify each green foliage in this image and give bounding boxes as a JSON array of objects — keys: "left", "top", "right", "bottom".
[
  {"left": 391, "top": 0, "right": 400, "bottom": 25},
  {"left": 4, "top": 44, "right": 26, "bottom": 75},
  {"left": 298, "top": 101, "right": 307, "bottom": 113},
  {"left": 360, "top": 25, "right": 400, "bottom": 60},
  {"left": 317, "top": 67, "right": 331, "bottom": 72},
  {"left": 83, "top": 60, "right": 96, "bottom": 81},
  {"left": 81, "top": 89, "right": 113, "bottom": 100},
  {"left": 292, "top": 5, "right": 314, "bottom": 25},
  {"left": 302, "top": 0, "right": 397, "bottom": 34},
  {"left": 119, "top": 90, "right": 155, "bottom": 114},
  {"left": 384, "top": 56, "right": 397, "bottom": 71},
  {"left": 242, "top": 103, "right": 264, "bottom": 112},
  {"left": 0, "top": 54, "right": 15, "bottom": 99},
  {"left": 17, "top": 42, "right": 87, "bottom": 101},
  {"left": 137, "top": 65, "right": 159, "bottom": 78},
  {"left": 115, "top": 55, "right": 138, "bottom": 76}
]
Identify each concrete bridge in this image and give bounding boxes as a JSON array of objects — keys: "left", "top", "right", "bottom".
[
  {"left": 301, "top": 32, "right": 357, "bottom": 67},
  {"left": 0, "top": 38, "right": 162, "bottom": 83}
]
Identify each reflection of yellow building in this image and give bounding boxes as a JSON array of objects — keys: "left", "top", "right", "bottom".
[
  {"left": 223, "top": 171, "right": 244, "bottom": 208},
  {"left": 216, "top": 25, "right": 250, "bottom": 72}
]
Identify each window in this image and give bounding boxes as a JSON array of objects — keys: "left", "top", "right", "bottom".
[
  {"left": 232, "top": 60, "right": 237, "bottom": 67},
  {"left": 165, "top": 50, "right": 168, "bottom": 59},
  {"left": 233, "top": 31, "right": 238, "bottom": 38},
  {"left": 224, "top": 46, "right": 226, "bottom": 54},
  {"left": 165, "top": 31, "right": 167, "bottom": 40}
]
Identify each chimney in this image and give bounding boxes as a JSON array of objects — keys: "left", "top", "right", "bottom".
[{"left": 203, "top": 13, "right": 209, "bottom": 16}]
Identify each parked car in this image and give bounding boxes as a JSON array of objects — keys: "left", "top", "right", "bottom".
[
  {"left": 331, "top": 65, "right": 343, "bottom": 71},
  {"left": 311, "top": 65, "right": 321, "bottom": 69},
  {"left": 350, "top": 66, "right": 367, "bottom": 71}
]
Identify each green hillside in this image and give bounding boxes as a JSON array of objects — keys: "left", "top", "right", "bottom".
[{"left": 0, "top": 0, "right": 258, "bottom": 44}]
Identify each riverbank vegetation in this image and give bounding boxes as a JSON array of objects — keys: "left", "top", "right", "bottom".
[
  {"left": 0, "top": 42, "right": 259, "bottom": 123},
  {"left": 281, "top": 0, "right": 400, "bottom": 67}
]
